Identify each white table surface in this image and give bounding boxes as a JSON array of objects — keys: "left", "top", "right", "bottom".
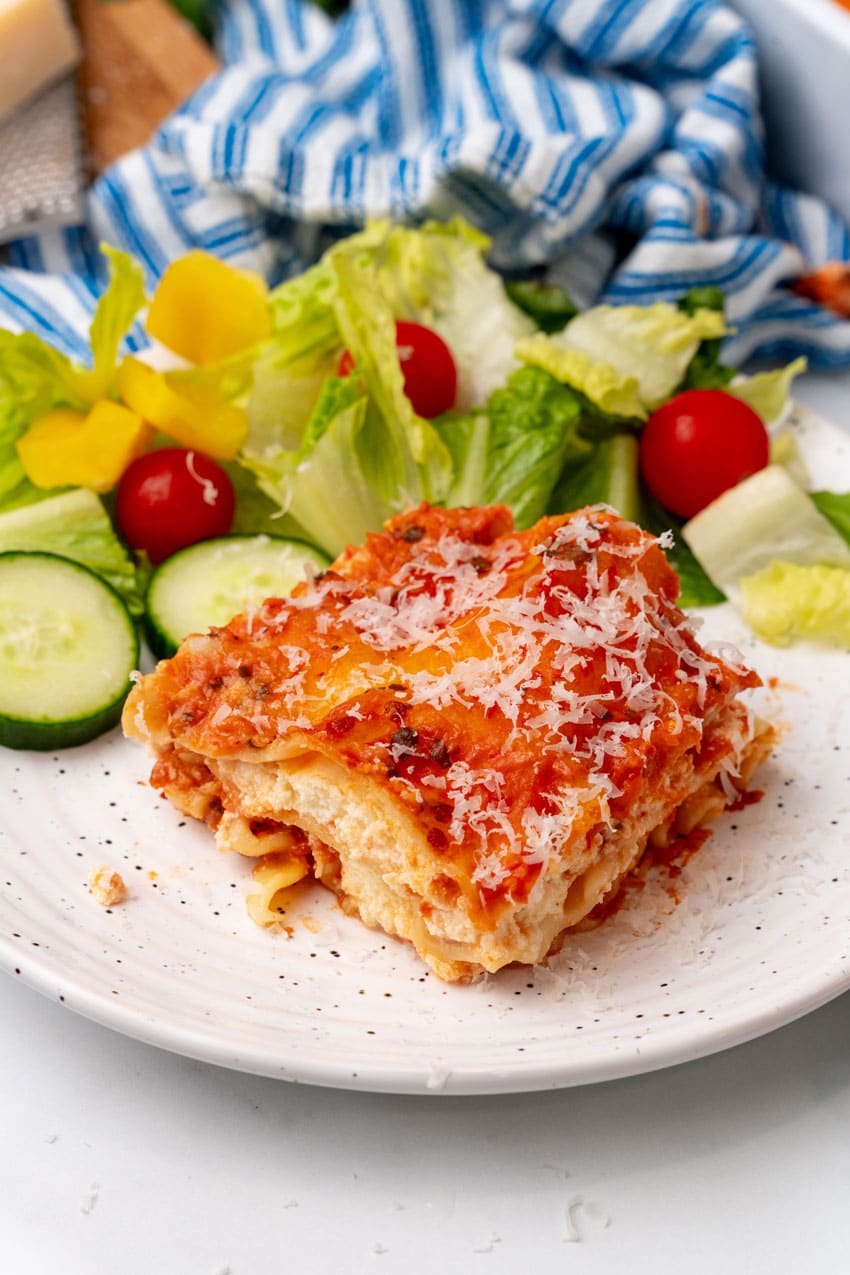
[{"left": 3, "top": 372, "right": 850, "bottom": 1275}]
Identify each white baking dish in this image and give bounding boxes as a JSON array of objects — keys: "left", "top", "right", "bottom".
[{"left": 730, "top": 0, "right": 850, "bottom": 222}]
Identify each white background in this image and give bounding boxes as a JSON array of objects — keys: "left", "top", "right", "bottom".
[
  {"left": 2, "top": 973, "right": 849, "bottom": 1274},
  {"left": 2, "top": 372, "right": 849, "bottom": 1273}
]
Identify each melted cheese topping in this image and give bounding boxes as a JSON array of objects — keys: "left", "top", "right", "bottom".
[{"left": 127, "top": 504, "right": 759, "bottom": 905}]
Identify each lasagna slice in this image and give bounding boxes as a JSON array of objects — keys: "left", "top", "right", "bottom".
[{"left": 123, "top": 503, "right": 773, "bottom": 982}]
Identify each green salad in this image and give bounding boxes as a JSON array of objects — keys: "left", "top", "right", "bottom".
[{"left": 1, "top": 215, "right": 850, "bottom": 748}]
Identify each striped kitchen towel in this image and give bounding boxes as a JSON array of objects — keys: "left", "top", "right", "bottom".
[{"left": 3, "top": 0, "right": 850, "bottom": 369}]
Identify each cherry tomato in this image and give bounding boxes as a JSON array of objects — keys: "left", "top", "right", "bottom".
[
  {"left": 337, "top": 319, "right": 457, "bottom": 418},
  {"left": 115, "top": 448, "right": 235, "bottom": 564},
  {"left": 639, "top": 389, "right": 769, "bottom": 519}
]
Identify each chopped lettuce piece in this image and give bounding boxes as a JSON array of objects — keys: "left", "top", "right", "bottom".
[
  {"left": 638, "top": 493, "right": 725, "bottom": 608},
  {"left": 297, "top": 374, "right": 364, "bottom": 460},
  {"left": 220, "top": 458, "right": 302, "bottom": 538},
  {"left": 677, "top": 350, "right": 735, "bottom": 393},
  {"left": 437, "top": 411, "right": 490, "bottom": 510},
  {"left": 741, "top": 561, "right": 850, "bottom": 648},
  {"left": 811, "top": 488, "right": 850, "bottom": 548},
  {"left": 678, "top": 286, "right": 726, "bottom": 316},
  {"left": 663, "top": 532, "right": 726, "bottom": 609},
  {"left": 243, "top": 234, "right": 455, "bottom": 558},
  {"left": 0, "top": 244, "right": 148, "bottom": 455},
  {"left": 682, "top": 465, "right": 850, "bottom": 607},
  {"left": 86, "top": 246, "right": 147, "bottom": 400},
  {"left": 366, "top": 218, "right": 536, "bottom": 410},
  {"left": 504, "top": 278, "right": 577, "bottom": 333},
  {"left": 267, "top": 254, "right": 340, "bottom": 356},
  {"left": 676, "top": 286, "right": 735, "bottom": 392},
  {"left": 438, "top": 366, "right": 584, "bottom": 528},
  {"left": 769, "top": 426, "right": 810, "bottom": 488},
  {"left": 0, "top": 395, "right": 44, "bottom": 510},
  {"left": 0, "top": 487, "right": 142, "bottom": 615},
  {"left": 729, "top": 357, "right": 807, "bottom": 425},
  {"left": 517, "top": 303, "right": 728, "bottom": 420},
  {"left": 0, "top": 329, "right": 88, "bottom": 421},
  {"left": 549, "top": 434, "right": 640, "bottom": 525},
  {"left": 244, "top": 392, "right": 390, "bottom": 559},
  {"left": 546, "top": 432, "right": 722, "bottom": 606},
  {"left": 262, "top": 217, "right": 535, "bottom": 424},
  {"left": 515, "top": 334, "right": 645, "bottom": 418},
  {"left": 330, "top": 247, "right": 452, "bottom": 503},
  {"left": 254, "top": 255, "right": 344, "bottom": 453},
  {"left": 246, "top": 345, "right": 337, "bottom": 456}
]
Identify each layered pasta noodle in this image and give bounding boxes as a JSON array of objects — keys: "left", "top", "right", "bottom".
[{"left": 123, "top": 503, "right": 773, "bottom": 982}]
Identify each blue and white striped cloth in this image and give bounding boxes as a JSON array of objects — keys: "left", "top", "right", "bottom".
[{"left": 4, "top": 0, "right": 850, "bottom": 369}]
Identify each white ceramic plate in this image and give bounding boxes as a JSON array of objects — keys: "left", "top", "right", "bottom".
[{"left": 1, "top": 408, "right": 849, "bottom": 1095}]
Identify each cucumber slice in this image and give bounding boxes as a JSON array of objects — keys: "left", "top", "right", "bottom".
[
  {"left": 144, "top": 534, "right": 331, "bottom": 659},
  {"left": 0, "top": 552, "right": 140, "bottom": 752}
]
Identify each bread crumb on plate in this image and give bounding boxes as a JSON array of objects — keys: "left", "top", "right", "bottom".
[{"left": 87, "top": 865, "right": 127, "bottom": 907}]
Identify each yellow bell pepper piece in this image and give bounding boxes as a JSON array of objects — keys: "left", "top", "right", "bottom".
[
  {"left": 17, "top": 402, "right": 154, "bottom": 493},
  {"left": 146, "top": 250, "right": 273, "bottom": 364},
  {"left": 115, "top": 357, "right": 248, "bottom": 460}
]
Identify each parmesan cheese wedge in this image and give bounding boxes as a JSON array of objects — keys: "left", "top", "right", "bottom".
[{"left": 0, "top": 0, "right": 80, "bottom": 122}]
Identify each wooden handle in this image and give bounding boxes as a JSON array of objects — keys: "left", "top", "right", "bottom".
[{"left": 74, "top": 0, "right": 220, "bottom": 178}]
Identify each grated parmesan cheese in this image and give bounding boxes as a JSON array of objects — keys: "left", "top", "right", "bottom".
[{"left": 141, "top": 505, "right": 759, "bottom": 901}]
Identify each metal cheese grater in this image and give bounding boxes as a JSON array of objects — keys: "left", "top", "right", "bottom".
[{"left": 0, "top": 75, "right": 85, "bottom": 245}]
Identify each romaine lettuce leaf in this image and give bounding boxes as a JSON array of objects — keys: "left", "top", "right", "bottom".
[
  {"left": 244, "top": 392, "right": 393, "bottom": 559},
  {"left": 87, "top": 246, "right": 147, "bottom": 400},
  {"left": 548, "top": 433, "right": 641, "bottom": 524},
  {"left": 741, "top": 560, "right": 850, "bottom": 648},
  {"left": 437, "top": 366, "right": 585, "bottom": 527},
  {"left": 437, "top": 411, "right": 490, "bottom": 509},
  {"left": 368, "top": 218, "right": 536, "bottom": 409},
  {"left": 676, "top": 285, "right": 735, "bottom": 392},
  {"left": 297, "top": 374, "right": 364, "bottom": 459},
  {"left": 0, "top": 244, "right": 148, "bottom": 503},
  {"left": 0, "top": 487, "right": 142, "bottom": 614},
  {"left": 729, "top": 357, "right": 807, "bottom": 425},
  {"left": 546, "top": 429, "right": 724, "bottom": 607},
  {"left": 0, "top": 394, "right": 45, "bottom": 510},
  {"left": 662, "top": 532, "right": 726, "bottom": 609},
  {"left": 267, "top": 255, "right": 340, "bottom": 353},
  {"left": 769, "top": 426, "right": 810, "bottom": 487},
  {"left": 638, "top": 491, "right": 725, "bottom": 608},
  {"left": 504, "top": 278, "right": 577, "bottom": 333},
  {"left": 242, "top": 239, "right": 454, "bottom": 557},
  {"left": 246, "top": 344, "right": 337, "bottom": 455},
  {"left": 682, "top": 465, "right": 850, "bottom": 608},
  {"left": 678, "top": 286, "right": 726, "bottom": 316},
  {"left": 811, "top": 489, "right": 850, "bottom": 547},
  {"left": 516, "top": 303, "right": 729, "bottom": 419},
  {"left": 330, "top": 246, "right": 453, "bottom": 503},
  {"left": 0, "top": 329, "right": 88, "bottom": 420},
  {"left": 239, "top": 256, "right": 345, "bottom": 456},
  {"left": 514, "top": 335, "right": 646, "bottom": 419},
  {"left": 220, "top": 458, "right": 301, "bottom": 538}
]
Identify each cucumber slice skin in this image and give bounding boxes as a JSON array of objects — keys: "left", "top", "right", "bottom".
[
  {"left": 0, "top": 696, "right": 130, "bottom": 753},
  {"left": 0, "top": 551, "right": 140, "bottom": 753},
  {"left": 144, "top": 534, "right": 331, "bottom": 660}
]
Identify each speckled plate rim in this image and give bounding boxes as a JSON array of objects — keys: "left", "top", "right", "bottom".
[{"left": 4, "top": 929, "right": 848, "bottom": 1094}]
